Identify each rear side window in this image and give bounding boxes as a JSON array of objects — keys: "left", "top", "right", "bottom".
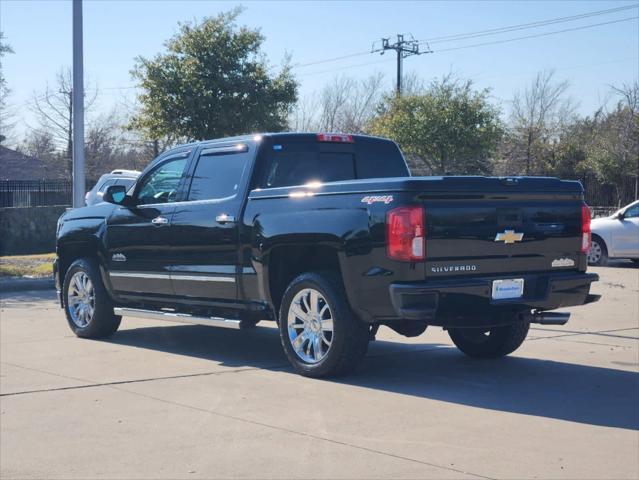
[
  {"left": 260, "top": 138, "right": 408, "bottom": 189},
  {"left": 265, "top": 150, "right": 355, "bottom": 188},
  {"left": 188, "top": 151, "right": 251, "bottom": 201},
  {"left": 356, "top": 140, "right": 408, "bottom": 178}
]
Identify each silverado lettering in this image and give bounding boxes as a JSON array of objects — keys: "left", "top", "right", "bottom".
[
  {"left": 431, "top": 265, "right": 477, "bottom": 273},
  {"left": 54, "top": 133, "right": 600, "bottom": 378}
]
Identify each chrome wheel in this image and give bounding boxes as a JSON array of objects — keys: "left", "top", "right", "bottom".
[
  {"left": 287, "top": 288, "right": 334, "bottom": 364},
  {"left": 588, "top": 240, "right": 603, "bottom": 264},
  {"left": 67, "top": 271, "right": 95, "bottom": 328}
]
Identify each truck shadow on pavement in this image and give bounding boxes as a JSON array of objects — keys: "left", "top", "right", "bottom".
[{"left": 106, "top": 324, "right": 639, "bottom": 431}]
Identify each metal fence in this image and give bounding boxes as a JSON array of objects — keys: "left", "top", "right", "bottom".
[
  {"left": 579, "top": 175, "right": 637, "bottom": 211},
  {"left": 1, "top": 175, "right": 636, "bottom": 209},
  {"left": 0, "top": 180, "right": 95, "bottom": 208}
]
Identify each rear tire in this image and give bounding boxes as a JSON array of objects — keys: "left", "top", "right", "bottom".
[
  {"left": 63, "top": 258, "right": 121, "bottom": 338},
  {"left": 278, "top": 271, "right": 369, "bottom": 378},
  {"left": 448, "top": 320, "right": 529, "bottom": 358}
]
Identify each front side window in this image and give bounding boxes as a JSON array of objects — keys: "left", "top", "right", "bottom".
[
  {"left": 117, "top": 178, "right": 137, "bottom": 190},
  {"left": 187, "top": 151, "right": 251, "bottom": 201},
  {"left": 136, "top": 157, "right": 187, "bottom": 205},
  {"left": 624, "top": 204, "right": 639, "bottom": 218}
]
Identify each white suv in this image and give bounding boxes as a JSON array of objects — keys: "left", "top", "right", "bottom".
[{"left": 85, "top": 169, "right": 140, "bottom": 206}]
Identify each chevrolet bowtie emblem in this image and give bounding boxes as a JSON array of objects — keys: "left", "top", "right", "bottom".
[{"left": 495, "top": 230, "right": 524, "bottom": 244}]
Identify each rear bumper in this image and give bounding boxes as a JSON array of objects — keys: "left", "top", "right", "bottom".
[{"left": 389, "top": 271, "right": 599, "bottom": 327}]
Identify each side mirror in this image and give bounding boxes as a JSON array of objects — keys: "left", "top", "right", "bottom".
[
  {"left": 103, "top": 185, "right": 128, "bottom": 205},
  {"left": 616, "top": 212, "right": 625, "bottom": 220}
]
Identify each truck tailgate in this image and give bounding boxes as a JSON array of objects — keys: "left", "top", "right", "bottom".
[{"left": 417, "top": 177, "right": 585, "bottom": 277}]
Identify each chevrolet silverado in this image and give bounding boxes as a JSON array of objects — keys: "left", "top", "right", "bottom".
[{"left": 54, "top": 133, "right": 600, "bottom": 377}]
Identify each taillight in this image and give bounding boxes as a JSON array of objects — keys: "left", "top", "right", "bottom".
[
  {"left": 316, "top": 133, "right": 354, "bottom": 143},
  {"left": 581, "top": 204, "right": 591, "bottom": 253},
  {"left": 386, "top": 206, "right": 425, "bottom": 262}
]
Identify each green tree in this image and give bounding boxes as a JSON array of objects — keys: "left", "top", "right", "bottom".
[
  {"left": 369, "top": 76, "right": 502, "bottom": 175},
  {"left": 130, "top": 8, "right": 298, "bottom": 141}
]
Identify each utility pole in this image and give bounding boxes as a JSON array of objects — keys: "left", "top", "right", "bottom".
[
  {"left": 72, "top": 0, "right": 85, "bottom": 208},
  {"left": 374, "top": 34, "right": 431, "bottom": 97}
]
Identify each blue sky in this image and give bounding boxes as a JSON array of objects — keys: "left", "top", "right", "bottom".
[{"left": 2, "top": 0, "right": 638, "bottom": 140}]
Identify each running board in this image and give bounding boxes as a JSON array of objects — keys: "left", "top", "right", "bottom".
[{"left": 113, "top": 307, "right": 241, "bottom": 329}]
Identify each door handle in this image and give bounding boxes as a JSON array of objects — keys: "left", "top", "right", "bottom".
[
  {"left": 215, "top": 214, "right": 235, "bottom": 224},
  {"left": 151, "top": 216, "right": 169, "bottom": 225}
]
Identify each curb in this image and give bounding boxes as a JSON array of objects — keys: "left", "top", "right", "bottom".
[{"left": 0, "top": 277, "right": 55, "bottom": 292}]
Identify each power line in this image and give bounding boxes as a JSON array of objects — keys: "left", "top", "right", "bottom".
[
  {"left": 297, "top": 57, "right": 393, "bottom": 77},
  {"left": 433, "top": 16, "right": 638, "bottom": 53},
  {"left": 290, "top": 4, "right": 638, "bottom": 71},
  {"left": 418, "top": 3, "right": 638, "bottom": 44},
  {"left": 292, "top": 51, "right": 371, "bottom": 69},
  {"left": 296, "top": 15, "right": 637, "bottom": 78},
  {"left": 471, "top": 57, "right": 637, "bottom": 83}
]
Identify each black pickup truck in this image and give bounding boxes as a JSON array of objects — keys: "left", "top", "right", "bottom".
[{"left": 54, "top": 133, "right": 599, "bottom": 377}]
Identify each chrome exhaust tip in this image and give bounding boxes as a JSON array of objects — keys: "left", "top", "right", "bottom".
[{"left": 530, "top": 310, "right": 570, "bottom": 325}]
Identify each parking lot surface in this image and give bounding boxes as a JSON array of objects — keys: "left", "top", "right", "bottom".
[{"left": 1, "top": 265, "right": 638, "bottom": 479}]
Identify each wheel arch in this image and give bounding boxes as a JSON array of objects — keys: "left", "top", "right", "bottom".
[
  {"left": 57, "top": 237, "right": 110, "bottom": 300},
  {"left": 591, "top": 232, "right": 609, "bottom": 256},
  {"left": 266, "top": 244, "right": 343, "bottom": 318}
]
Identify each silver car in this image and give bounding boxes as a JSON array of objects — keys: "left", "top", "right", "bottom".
[
  {"left": 589, "top": 200, "right": 639, "bottom": 265},
  {"left": 85, "top": 169, "right": 140, "bottom": 206}
]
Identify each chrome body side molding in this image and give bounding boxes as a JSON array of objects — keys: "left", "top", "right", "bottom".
[{"left": 109, "top": 272, "right": 235, "bottom": 283}]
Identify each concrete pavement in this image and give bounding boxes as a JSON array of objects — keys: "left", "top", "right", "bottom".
[{"left": 1, "top": 265, "right": 638, "bottom": 479}]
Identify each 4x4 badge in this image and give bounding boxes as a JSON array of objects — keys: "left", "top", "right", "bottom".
[
  {"left": 361, "top": 195, "right": 394, "bottom": 205},
  {"left": 495, "top": 230, "right": 524, "bottom": 244}
]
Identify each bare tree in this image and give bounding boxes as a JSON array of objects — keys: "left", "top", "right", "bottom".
[
  {"left": 509, "top": 70, "right": 576, "bottom": 174},
  {"left": 289, "top": 95, "right": 320, "bottom": 132},
  {"left": 290, "top": 73, "right": 387, "bottom": 133},
  {"left": 0, "top": 32, "right": 14, "bottom": 144},
  {"left": 340, "top": 72, "right": 386, "bottom": 133},
  {"left": 611, "top": 81, "right": 639, "bottom": 114},
  {"left": 20, "top": 129, "right": 57, "bottom": 161},
  {"left": 401, "top": 71, "right": 426, "bottom": 97},
  {"left": 588, "top": 81, "right": 639, "bottom": 204},
  {"left": 317, "top": 76, "right": 355, "bottom": 132},
  {"left": 29, "top": 68, "right": 97, "bottom": 172}
]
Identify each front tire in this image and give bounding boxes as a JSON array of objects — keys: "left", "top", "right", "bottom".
[
  {"left": 278, "top": 272, "right": 369, "bottom": 378},
  {"left": 63, "top": 258, "right": 121, "bottom": 338},
  {"left": 448, "top": 320, "right": 529, "bottom": 358}
]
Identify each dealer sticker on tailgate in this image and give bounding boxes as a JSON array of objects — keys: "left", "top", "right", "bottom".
[{"left": 492, "top": 278, "right": 524, "bottom": 300}]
